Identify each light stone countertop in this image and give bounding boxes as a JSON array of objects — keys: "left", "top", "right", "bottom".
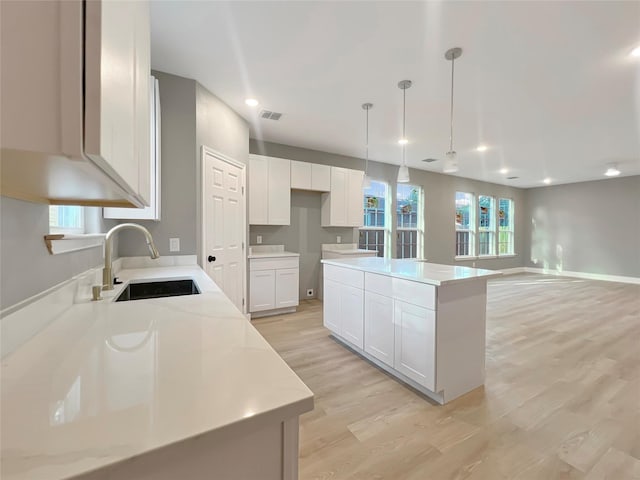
[
  {"left": 247, "top": 244, "right": 300, "bottom": 259},
  {"left": 321, "top": 257, "right": 502, "bottom": 286},
  {"left": 1, "top": 265, "right": 313, "bottom": 480}
]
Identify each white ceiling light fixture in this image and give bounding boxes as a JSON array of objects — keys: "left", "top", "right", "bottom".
[
  {"left": 605, "top": 164, "right": 621, "bottom": 176},
  {"left": 362, "top": 103, "right": 373, "bottom": 189},
  {"left": 397, "top": 80, "right": 412, "bottom": 183},
  {"left": 476, "top": 144, "right": 488, "bottom": 152},
  {"left": 443, "top": 47, "right": 462, "bottom": 174},
  {"left": 631, "top": 46, "right": 640, "bottom": 57},
  {"left": 245, "top": 98, "right": 259, "bottom": 107},
  {"left": 543, "top": 177, "right": 552, "bottom": 185},
  {"left": 499, "top": 168, "right": 509, "bottom": 174}
]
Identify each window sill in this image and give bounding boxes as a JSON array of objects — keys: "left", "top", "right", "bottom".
[
  {"left": 44, "top": 233, "right": 105, "bottom": 255},
  {"left": 455, "top": 256, "right": 477, "bottom": 261},
  {"left": 497, "top": 254, "right": 518, "bottom": 258}
]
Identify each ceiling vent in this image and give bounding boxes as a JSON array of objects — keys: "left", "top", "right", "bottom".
[
  {"left": 421, "top": 158, "right": 438, "bottom": 163},
  {"left": 260, "top": 110, "right": 282, "bottom": 121},
  {"left": 506, "top": 176, "right": 519, "bottom": 180}
]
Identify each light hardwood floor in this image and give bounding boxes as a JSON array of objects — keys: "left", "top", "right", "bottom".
[{"left": 253, "top": 273, "right": 640, "bottom": 480}]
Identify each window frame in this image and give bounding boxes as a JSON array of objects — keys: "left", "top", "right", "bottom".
[
  {"left": 396, "top": 184, "right": 424, "bottom": 259},
  {"left": 498, "top": 197, "right": 515, "bottom": 256},
  {"left": 359, "top": 180, "right": 391, "bottom": 258},
  {"left": 455, "top": 191, "right": 476, "bottom": 259},
  {"left": 49, "top": 205, "right": 86, "bottom": 235},
  {"left": 478, "top": 195, "right": 496, "bottom": 257}
]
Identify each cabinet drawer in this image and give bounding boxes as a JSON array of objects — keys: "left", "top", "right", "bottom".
[
  {"left": 249, "top": 257, "right": 299, "bottom": 271},
  {"left": 324, "top": 264, "right": 364, "bottom": 289},
  {"left": 365, "top": 273, "right": 392, "bottom": 297},
  {"left": 392, "top": 278, "right": 435, "bottom": 310}
]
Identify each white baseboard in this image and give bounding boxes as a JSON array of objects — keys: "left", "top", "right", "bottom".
[
  {"left": 524, "top": 267, "right": 640, "bottom": 285},
  {"left": 497, "top": 267, "right": 527, "bottom": 275}
]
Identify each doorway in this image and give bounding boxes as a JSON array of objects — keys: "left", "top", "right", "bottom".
[{"left": 201, "top": 146, "right": 246, "bottom": 313}]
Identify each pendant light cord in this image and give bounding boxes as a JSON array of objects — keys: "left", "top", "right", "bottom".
[
  {"left": 402, "top": 86, "right": 406, "bottom": 166},
  {"left": 449, "top": 55, "right": 455, "bottom": 153},
  {"left": 365, "top": 106, "right": 369, "bottom": 171}
]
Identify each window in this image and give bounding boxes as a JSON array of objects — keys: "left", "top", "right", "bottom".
[
  {"left": 49, "top": 206, "right": 85, "bottom": 234},
  {"left": 396, "top": 184, "right": 423, "bottom": 259},
  {"left": 498, "top": 198, "right": 515, "bottom": 255},
  {"left": 359, "top": 180, "right": 389, "bottom": 257},
  {"left": 478, "top": 195, "right": 495, "bottom": 256},
  {"left": 455, "top": 192, "right": 475, "bottom": 257}
]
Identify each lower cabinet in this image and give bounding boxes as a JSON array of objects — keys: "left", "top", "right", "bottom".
[
  {"left": 393, "top": 300, "right": 436, "bottom": 391},
  {"left": 249, "top": 257, "right": 299, "bottom": 316},
  {"left": 322, "top": 278, "right": 364, "bottom": 349},
  {"left": 364, "top": 292, "right": 394, "bottom": 367}
]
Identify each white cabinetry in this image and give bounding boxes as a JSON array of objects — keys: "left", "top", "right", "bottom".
[
  {"left": 249, "top": 154, "right": 291, "bottom": 225},
  {"left": 104, "top": 76, "right": 161, "bottom": 220},
  {"left": 291, "top": 161, "right": 331, "bottom": 192},
  {"left": 0, "top": 0, "right": 151, "bottom": 207},
  {"left": 364, "top": 291, "right": 394, "bottom": 367},
  {"left": 321, "top": 167, "right": 364, "bottom": 227},
  {"left": 322, "top": 265, "right": 365, "bottom": 349},
  {"left": 249, "top": 255, "right": 299, "bottom": 317}
]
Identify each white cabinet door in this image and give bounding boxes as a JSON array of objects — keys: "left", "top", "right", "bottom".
[
  {"left": 249, "top": 155, "right": 268, "bottom": 224},
  {"left": 290, "top": 160, "right": 311, "bottom": 190},
  {"left": 276, "top": 268, "right": 299, "bottom": 308},
  {"left": 364, "top": 292, "right": 394, "bottom": 367},
  {"left": 267, "top": 157, "right": 291, "bottom": 225},
  {"left": 347, "top": 169, "right": 364, "bottom": 226},
  {"left": 323, "top": 278, "right": 341, "bottom": 334},
  {"left": 394, "top": 300, "right": 436, "bottom": 391},
  {"left": 250, "top": 270, "right": 275, "bottom": 312},
  {"left": 311, "top": 164, "right": 331, "bottom": 191},
  {"left": 321, "top": 167, "right": 347, "bottom": 226},
  {"left": 341, "top": 285, "right": 364, "bottom": 348},
  {"left": 133, "top": 1, "right": 151, "bottom": 205}
]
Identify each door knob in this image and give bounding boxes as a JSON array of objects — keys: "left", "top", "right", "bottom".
[{"left": 207, "top": 255, "right": 216, "bottom": 263}]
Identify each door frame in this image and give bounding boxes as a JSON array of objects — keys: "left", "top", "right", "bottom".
[{"left": 200, "top": 145, "right": 247, "bottom": 314}]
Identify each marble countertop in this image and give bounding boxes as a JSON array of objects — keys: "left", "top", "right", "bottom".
[
  {"left": 247, "top": 244, "right": 299, "bottom": 259},
  {"left": 323, "top": 249, "right": 377, "bottom": 255},
  {"left": 321, "top": 257, "right": 502, "bottom": 286},
  {"left": 1, "top": 265, "right": 313, "bottom": 480}
]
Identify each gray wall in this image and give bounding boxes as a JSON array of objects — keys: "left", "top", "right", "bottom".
[
  {"left": 118, "top": 71, "right": 198, "bottom": 257},
  {"left": 0, "top": 198, "right": 115, "bottom": 310},
  {"left": 524, "top": 176, "right": 640, "bottom": 277},
  {"left": 250, "top": 140, "right": 527, "bottom": 299}
]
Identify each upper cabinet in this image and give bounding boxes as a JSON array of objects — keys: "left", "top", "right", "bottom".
[
  {"left": 321, "top": 167, "right": 364, "bottom": 227},
  {"left": 249, "top": 154, "right": 291, "bottom": 225},
  {"left": 291, "top": 161, "right": 330, "bottom": 192},
  {"left": 0, "top": 0, "right": 151, "bottom": 207},
  {"left": 104, "top": 76, "right": 161, "bottom": 221}
]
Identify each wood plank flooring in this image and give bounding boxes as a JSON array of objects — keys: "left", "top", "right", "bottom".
[{"left": 253, "top": 274, "right": 640, "bottom": 479}]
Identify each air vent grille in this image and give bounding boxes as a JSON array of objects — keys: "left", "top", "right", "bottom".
[
  {"left": 506, "top": 176, "right": 519, "bottom": 180},
  {"left": 421, "top": 158, "right": 438, "bottom": 163},
  {"left": 260, "top": 110, "right": 283, "bottom": 121}
]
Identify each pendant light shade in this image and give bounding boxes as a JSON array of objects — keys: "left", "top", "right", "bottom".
[
  {"left": 397, "top": 80, "right": 412, "bottom": 183},
  {"left": 444, "top": 47, "right": 462, "bottom": 174},
  {"left": 362, "top": 103, "right": 373, "bottom": 189}
]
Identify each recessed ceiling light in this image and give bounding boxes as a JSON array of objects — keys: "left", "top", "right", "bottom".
[
  {"left": 398, "top": 138, "right": 408, "bottom": 145},
  {"left": 605, "top": 166, "right": 621, "bottom": 177},
  {"left": 476, "top": 145, "right": 488, "bottom": 152},
  {"left": 631, "top": 46, "right": 640, "bottom": 57},
  {"left": 245, "top": 98, "right": 259, "bottom": 107},
  {"left": 543, "top": 178, "right": 552, "bottom": 185},
  {"left": 499, "top": 168, "right": 508, "bottom": 174}
]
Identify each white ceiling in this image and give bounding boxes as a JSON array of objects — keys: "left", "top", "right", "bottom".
[{"left": 150, "top": 1, "right": 640, "bottom": 188}]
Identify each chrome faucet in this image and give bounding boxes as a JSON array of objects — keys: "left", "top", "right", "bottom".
[{"left": 103, "top": 223, "right": 160, "bottom": 290}]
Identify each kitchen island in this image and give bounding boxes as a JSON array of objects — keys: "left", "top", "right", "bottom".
[
  {"left": 321, "top": 257, "right": 501, "bottom": 404},
  {"left": 1, "top": 260, "right": 313, "bottom": 480}
]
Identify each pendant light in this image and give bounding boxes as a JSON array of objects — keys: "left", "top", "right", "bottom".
[
  {"left": 443, "top": 47, "right": 462, "bottom": 174},
  {"left": 397, "top": 79, "right": 412, "bottom": 183},
  {"left": 362, "top": 103, "right": 373, "bottom": 189}
]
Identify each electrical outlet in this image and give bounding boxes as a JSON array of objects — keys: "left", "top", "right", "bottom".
[
  {"left": 169, "top": 238, "right": 180, "bottom": 252},
  {"left": 306, "top": 289, "right": 314, "bottom": 297},
  {"left": 337, "top": 236, "right": 341, "bottom": 244},
  {"left": 256, "top": 235, "right": 262, "bottom": 244}
]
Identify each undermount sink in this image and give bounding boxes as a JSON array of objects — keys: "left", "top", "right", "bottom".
[{"left": 115, "top": 279, "right": 200, "bottom": 302}]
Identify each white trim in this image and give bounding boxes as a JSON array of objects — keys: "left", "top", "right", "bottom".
[
  {"left": 46, "top": 233, "right": 105, "bottom": 255},
  {"left": 201, "top": 146, "right": 248, "bottom": 314},
  {"left": 455, "top": 255, "right": 477, "bottom": 261},
  {"left": 524, "top": 267, "right": 640, "bottom": 285},
  {"left": 496, "top": 267, "right": 527, "bottom": 275},
  {"left": 497, "top": 254, "right": 518, "bottom": 258}
]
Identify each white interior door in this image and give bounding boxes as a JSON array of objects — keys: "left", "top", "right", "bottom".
[{"left": 202, "top": 147, "right": 246, "bottom": 312}]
